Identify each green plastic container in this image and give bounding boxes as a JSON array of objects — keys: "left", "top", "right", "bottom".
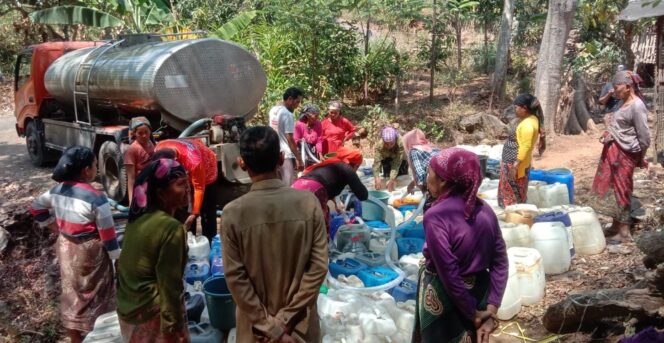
[
  {"left": 362, "top": 191, "right": 390, "bottom": 221},
  {"left": 203, "top": 275, "right": 236, "bottom": 331}
]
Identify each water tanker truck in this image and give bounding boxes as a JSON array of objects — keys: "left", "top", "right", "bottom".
[{"left": 14, "top": 33, "right": 267, "bottom": 205}]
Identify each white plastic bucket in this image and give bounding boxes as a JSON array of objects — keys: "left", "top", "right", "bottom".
[
  {"left": 500, "top": 222, "right": 532, "bottom": 249},
  {"left": 568, "top": 207, "right": 606, "bottom": 255},
  {"left": 530, "top": 222, "right": 571, "bottom": 275},
  {"left": 508, "top": 247, "right": 545, "bottom": 305},
  {"left": 496, "top": 258, "right": 522, "bottom": 320}
]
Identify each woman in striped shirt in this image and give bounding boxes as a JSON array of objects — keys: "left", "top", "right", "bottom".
[{"left": 31, "top": 146, "right": 120, "bottom": 343}]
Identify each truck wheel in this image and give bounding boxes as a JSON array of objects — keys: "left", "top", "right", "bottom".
[
  {"left": 99, "top": 141, "right": 127, "bottom": 202},
  {"left": 25, "top": 120, "right": 47, "bottom": 167}
]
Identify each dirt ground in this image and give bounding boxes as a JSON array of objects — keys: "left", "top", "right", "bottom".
[{"left": 1, "top": 79, "right": 663, "bottom": 342}]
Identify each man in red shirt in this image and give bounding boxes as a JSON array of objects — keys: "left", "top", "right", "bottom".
[{"left": 153, "top": 139, "right": 218, "bottom": 242}]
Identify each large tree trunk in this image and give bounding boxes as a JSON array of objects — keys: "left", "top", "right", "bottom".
[
  {"left": 574, "top": 75, "right": 597, "bottom": 132},
  {"left": 491, "top": 0, "right": 515, "bottom": 100},
  {"left": 364, "top": 17, "right": 371, "bottom": 105},
  {"left": 534, "top": 0, "right": 577, "bottom": 136},
  {"left": 429, "top": 0, "right": 437, "bottom": 104}
]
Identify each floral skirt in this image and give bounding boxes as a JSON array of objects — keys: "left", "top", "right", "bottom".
[
  {"left": 57, "top": 234, "right": 115, "bottom": 332},
  {"left": 588, "top": 142, "right": 640, "bottom": 223},
  {"left": 412, "top": 265, "right": 489, "bottom": 343},
  {"left": 497, "top": 162, "right": 529, "bottom": 208},
  {"left": 119, "top": 307, "right": 189, "bottom": 343}
]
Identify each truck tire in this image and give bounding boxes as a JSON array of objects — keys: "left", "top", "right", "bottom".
[
  {"left": 99, "top": 141, "right": 127, "bottom": 202},
  {"left": 25, "top": 120, "right": 47, "bottom": 167}
]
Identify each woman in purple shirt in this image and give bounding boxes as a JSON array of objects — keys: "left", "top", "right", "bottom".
[{"left": 412, "top": 148, "right": 508, "bottom": 343}]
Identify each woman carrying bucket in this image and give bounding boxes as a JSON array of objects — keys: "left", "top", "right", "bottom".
[
  {"left": 413, "top": 148, "right": 508, "bottom": 343},
  {"left": 116, "top": 158, "right": 191, "bottom": 341},
  {"left": 589, "top": 70, "right": 650, "bottom": 244},
  {"left": 292, "top": 146, "right": 368, "bottom": 235}
]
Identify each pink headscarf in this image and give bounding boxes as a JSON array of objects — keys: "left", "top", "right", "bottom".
[
  {"left": 429, "top": 147, "right": 482, "bottom": 220},
  {"left": 403, "top": 129, "right": 435, "bottom": 153}
]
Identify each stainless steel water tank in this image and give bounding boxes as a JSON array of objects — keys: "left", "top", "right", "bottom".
[{"left": 44, "top": 38, "right": 267, "bottom": 126}]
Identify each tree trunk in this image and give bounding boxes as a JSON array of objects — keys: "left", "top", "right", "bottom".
[
  {"left": 565, "top": 90, "right": 583, "bottom": 134},
  {"left": 492, "top": 0, "right": 515, "bottom": 101},
  {"left": 364, "top": 17, "right": 371, "bottom": 105},
  {"left": 574, "top": 75, "right": 596, "bottom": 132},
  {"left": 456, "top": 13, "right": 462, "bottom": 70},
  {"left": 542, "top": 287, "right": 664, "bottom": 334},
  {"left": 395, "top": 38, "right": 401, "bottom": 115},
  {"left": 534, "top": 0, "right": 577, "bottom": 136},
  {"left": 624, "top": 21, "right": 636, "bottom": 70},
  {"left": 429, "top": 0, "right": 437, "bottom": 104},
  {"left": 484, "top": 20, "right": 490, "bottom": 74}
]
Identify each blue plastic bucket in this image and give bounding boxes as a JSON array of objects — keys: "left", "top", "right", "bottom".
[{"left": 202, "top": 275, "right": 236, "bottom": 331}]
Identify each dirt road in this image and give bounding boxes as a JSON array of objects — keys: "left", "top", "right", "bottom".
[{"left": 0, "top": 115, "right": 53, "bottom": 203}]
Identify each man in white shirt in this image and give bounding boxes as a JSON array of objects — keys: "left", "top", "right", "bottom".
[{"left": 269, "top": 87, "right": 304, "bottom": 185}]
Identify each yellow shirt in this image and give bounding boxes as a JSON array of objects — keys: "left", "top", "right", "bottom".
[{"left": 516, "top": 115, "right": 539, "bottom": 178}]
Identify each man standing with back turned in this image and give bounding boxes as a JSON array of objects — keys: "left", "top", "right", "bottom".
[
  {"left": 221, "top": 126, "right": 328, "bottom": 342},
  {"left": 269, "top": 87, "right": 305, "bottom": 185}
]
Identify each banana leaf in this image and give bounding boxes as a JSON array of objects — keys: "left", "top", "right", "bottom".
[{"left": 29, "top": 5, "right": 124, "bottom": 27}]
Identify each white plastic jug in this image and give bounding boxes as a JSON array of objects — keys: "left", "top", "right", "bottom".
[
  {"left": 490, "top": 144, "right": 504, "bottom": 161},
  {"left": 82, "top": 311, "right": 121, "bottom": 342},
  {"left": 500, "top": 222, "right": 531, "bottom": 249},
  {"left": 526, "top": 181, "right": 546, "bottom": 207},
  {"left": 538, "top": 183, "right": 570, "bottom": 208},
  {"left": 530, "top": 222, "right": 571, "bottom": 274},
  {"left": 496, "top": 257, "right": 521, "bottom": 320},
  {"left": 505, "top": 204, "right": 539, "bottom": 213},
  {"left": 568, "top": 207, "right": 606, "bottom": 255},
  {"left": 187, "top": 232, "right": 210, "bottom": 261},
  {"left": 475, "top": 144, "right": 492, "bottom": 157},
  {"left": 508, "top": 247, "right": 545, "bottom": 305}
]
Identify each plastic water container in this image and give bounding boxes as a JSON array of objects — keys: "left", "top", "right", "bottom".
[
  {"left": 369, "top": 237, "right": 399, "bottom": 260},
  {"left": 392, "top": 208, "right": 405, "bottom": 226},
  {"left": 530, "top": 222, "right": 571, "bottom": 275},
  {"left": 329, "top": 258, "right": 368, "bottom": 277},
  {"left": 504, "top": 209, "right": 537, "bottom": 227},
  {"left": 538, "top": 183, "right": 570, "bottom": 208},
  {"left": 526, "top": 181, "right": 547, "bottom": 207},
  {"left": 505, "top": 204, "right": 538, "bottom": 213},
  {"left": 546, "top": 168, "right": 574, "bottom": 203},
  {"left": 358, "top": 266, "right": 399, "bottom": 287},
  {"left": 355, "top": 252, "right": 385, "bottom": 267},
  {"left": 489, "top": 144, "right": 504, "bottom": 161},
  {"left": 189, "top": 322, "right": 224, "bottom": 343},
  {"left": 365, "top": 220, "right": 390, "bottom": 232},
  {"left": 500, "top": 222, "right": 531, "bottom": 249},
  {"left": 82, "top": 312, "right": 122, "bottom": 343},
  {"left": 497, "top": 257, "right": 521, "bottom": 320},
  {"left": 202, "top": 275, "right": 236, "bottom": 331},
  {"left": 209, "top": 235, "right": 221, "bottom": 261},
  {"left": 534, "top": 211, "right": 574, "bottom": 257},
  {"left": 397, "top": 221, "right": 425, "bottom": 239},
  {"left": 390, "top": 279, "right": 418, "bottom": 303},
  {"left": 187, "top": 232, "right": 210, "bottom": 262},
  {"left": 336, "top": 224, "right": 371, "bottom": 252},
  {"left": 362, "top": 191, "right": 390, "bottom": 221},
  {"left": 568, "top": 207, "right": 606, "bottom": 255},
  {"left": 185, "top": 261, "right": 210, "bottom": 284},
  {"left": 508, "top": 247, "right": 545, "bottom": 305},
  {"left": 529, "top": 169, "right": 548, "bottom": 183},
  {"left": 396, "top": 238, "right": 425, "bottom": 258}
]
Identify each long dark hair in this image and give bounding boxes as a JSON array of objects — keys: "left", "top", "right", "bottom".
[
  {"left": 52, "top": 146, "right": 96, "bottom": 182},
  {"left": 513, "top": 93, "right": 544, "bottom": 126}
]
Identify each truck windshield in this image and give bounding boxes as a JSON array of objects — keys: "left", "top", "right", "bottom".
[{"left": 15, "top": 52, "right": 32, "bottom": 91}]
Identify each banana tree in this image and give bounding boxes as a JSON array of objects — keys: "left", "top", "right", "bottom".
[
  {"left": 212, "top": 10, "right": 258, "bottom": 41},
  {"left": 28, "top": 5, "right": 124, "bottom": 40},
  {"left": 116, "top": 0, "right": 174, "bottom": 33}
]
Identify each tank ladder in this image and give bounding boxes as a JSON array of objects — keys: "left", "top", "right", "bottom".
[{"left": 72, "top": 39, "right": 125, "bottom": 125}]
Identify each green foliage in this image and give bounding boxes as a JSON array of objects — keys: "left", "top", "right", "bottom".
[
  {"left": 513, "top": 0, "right": 548, "bottom": 48},
  {"left": 28, "top": 6, "right": 124, "bottom": 27},
  {"left": 212, "top": 10, "right": 257, "bottom": 40},
  {"left": 360, "top": 104, "right": 395, "bottom": 140},
  {"left": 176, "top": 0, "right": 248, "bottom": 30},
  {"left": 415, "top": 120, "right": 446, "bottom": 142},
  {"left": 362, "top": 37, "right": 401, "bottom": 94},
  {"left": 469, "top": 42, "right": 496, "bottom": 73}
]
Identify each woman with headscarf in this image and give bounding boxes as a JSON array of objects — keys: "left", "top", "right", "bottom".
[
  {"left": 116, "top": 158, "right": 190, "bottom": 342},
  {"left": 413, "top": 148, "right": 508, "bottom": 343},
  {"left": 403, "top": 129, "right": 440, "bottom": 205},
  {"left": 292, "top": 146, "right": 368, "bottom": 233},
  {"left": 321, "top": 101, "right": 356, "bottom": 155},
  {"left": 31, "top": 146, "right": 120, "bottom": 343},
  {"left": 589, "top": 70, "right": 650, "bottom": 244},
  {"left": 497, "top": 93, "right": 545, "bottom": 207},
  {"left": 124, "top": 116, "right": 155, "bottom": 205},
  {"left": 294, "top": 104, "right": 324, "bottom": 162},
  {"left": 373, "top": 126, "right": 407, "bottom": 191}
]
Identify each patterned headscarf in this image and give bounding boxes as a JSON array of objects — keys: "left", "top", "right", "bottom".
[
  {"left": 381, "top": 126, "right": 399, "bottom": 143},
  {"left": 429, "top": 148, "right": 482, "bottom": 220},
  {"left": 299, "top": 104, "right": 320, "bottom": 121},
  {"left": 613, "top": 70, "right": 644, "bottom": 101},
  {"left": 403, "top": 129, "right": 435, "bottom": 153},
  {"left": 129, "top": 158, "right": 187, "bottom": 222},
  {"left": 303, "top": 146, "right": 363, "bottom": 174}
]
